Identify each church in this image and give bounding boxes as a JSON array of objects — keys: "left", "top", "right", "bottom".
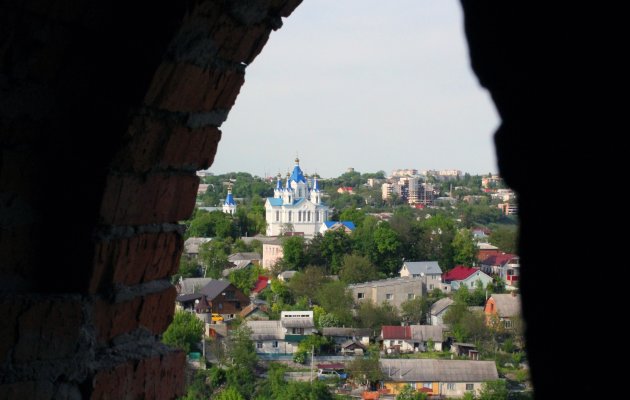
[{"left": 265, "top": 158, "right": 330, "bottom": 237}]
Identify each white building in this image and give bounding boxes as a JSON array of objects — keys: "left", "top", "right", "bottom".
[
  {"left": 222, "top": 185, "right": 236, "bottom": 215},
  {"left": 264, "top": 158, "right": 330, "bottom": 237}
]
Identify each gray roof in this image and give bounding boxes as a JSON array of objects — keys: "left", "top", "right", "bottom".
[
  {"left": 240, "top": 235, "right": 281, "bottom": 245},
  {"left": 410, "top": 325, "right": 444, "bottom": 342},
  {"left": 183, "top": 237, "right": 211, "bottom": 254},
  {"left": 380, "top": 359, "right": 498, "bottom": 383},
  {"left": 402, "top": 261, "right": 442, "bottom": 276},
  {"left": 348, "top": 276, "right": 425, "bottom": 289},
  {"left": 246, "top": 320, "right": 283, "bottom": 340},
  {"left": 281, "top": 317, "right": 314, "bottom": 329},
  {"left": 177, "top": 277, "right": 214, "bottom": 295},
  {"left": 430, "top": 298, "right": 454, "bottom": 316},
  {"left": 491, "top": 294, "right": 521, "bottom": 318},
  {"left": 278, "top": 270, "right": 297, "bottom": 280},
  {"left": 222, "top": 260, "right": 253, "bottom": 277},
  {"left": 322, "top": 327, "right": 372, "bottom": 338},
  {"left": 228, "top": 252, "right": 261, "bottom": 262},
  {"left": 199, "top": 280, "right": 232, "bottom": 299}
]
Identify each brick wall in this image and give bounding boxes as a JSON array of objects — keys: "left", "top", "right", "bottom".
[{"left": 0, "top": 0, "right": 302, "bottom": 398}]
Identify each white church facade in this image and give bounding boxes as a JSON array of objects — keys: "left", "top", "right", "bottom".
[{"left": 265, "top": 158, "right": 330, "bottom": 237}]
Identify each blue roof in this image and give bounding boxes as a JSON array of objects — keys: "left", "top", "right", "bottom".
[
  {"left": 324, "top": 221, "right": 356, "bottom": 231},
  {"left": 312, "top": 177, "right": 320, "bottom": 192},
  {"left": 267, "top": 198, "right": 283, "bottom": 206},
  {"left": 224, "top": 192, "right": 236, "bottom": 206},
  {"left": 276, "top": 178, "right": 283, "bottom": 191},
  {"left": 290, "top": 164, "right": 307, "bottom": 184}
]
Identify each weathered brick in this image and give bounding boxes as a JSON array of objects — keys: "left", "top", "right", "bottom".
[
  {"left": 144, "top": 62, "right": 244, "bottom": 113},
  {"left": 90, "top": 350, "right": 185, "bottom": 400},
  {"left": 99, "top": 173, "right": 198, "bottom": 225},
  {"left": 209, "top": 16, "right": 271, "bottom": 64},
  {"left": 138, "top": 286, "right": 177, "bottom": 334},
  {"left": 93, "top": 298, "right": 142, "bottom": 343},
  {"left": 90, "top": 232, "right": 183, "bottom": 293},
  {"left": 13, "top": 299, "right": 82, "bottom": 363},
  {"left": 112, "top": 115, "right": 222, "bottom": 173}
]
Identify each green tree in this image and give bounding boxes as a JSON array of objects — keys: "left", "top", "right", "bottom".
[
  {"left": 396, "top": 385, "right": 428, "bottom": 400},
  {"left": 453, "top": 228, "right": 478, "bottom": 266},
  {"left": 339, "top": 207, "right": 366, "bottom": 227},
  {"left": 282, "top": 236, "right": 306, "bottom": 270},
  {"left": 224, "top": 325, "right": 257, "bottom": 398},
  {"left": 172, "top": 256, "right": 201, "bottom": 283},
  {"left": 288, "top": 266, "right": 330, "bottom": 302},
  {"left": 479, "top": 380, "right": 509, "bottom": 400},
  {"left": 315, "top": 280, "right": 354, "bottom": 326},
  {"left": 216, "top": 387, "right": 245, "bottom": 400},
  {"left": 162, "top": 310, "right": 204, "bottom": 353},
  {"left": 198, "top": 239, "right": 230, "bottom": 278},
  {"left": 400, "top": 297, "right": 429, "bottom": 325},
  {"left": 228, "top": 266, "right": 260, "bottom": 296},
  {"left": 339, "top": 253, "right": 380, "bottom": 284},
  {"left": 346, "top": 347, "right": 383, "bottom": 387},
  {"left": 489, "top": 225, "right": 518, "bottom": 254},
  {"left": 319, "top": 229, "right": 353, "bottom": 274},
  {"left": 356, "top": 301, "right": 400, "bottom": 331}
]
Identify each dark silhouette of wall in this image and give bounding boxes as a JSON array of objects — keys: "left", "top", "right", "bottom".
[{"left": 1, "top": 0, "right": 602, "bottom": 398}]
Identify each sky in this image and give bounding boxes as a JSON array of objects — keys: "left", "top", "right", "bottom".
[{"left": 211, "top": 0, "right": 500, "bottom": 179}]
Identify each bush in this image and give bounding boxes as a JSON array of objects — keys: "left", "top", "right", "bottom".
[{"left": 293, "top": 350, "right": 307, "bottom": 364}]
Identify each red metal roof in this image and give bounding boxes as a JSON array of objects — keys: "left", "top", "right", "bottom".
[
  {"left": 317, "top": 363, "right": 345, "bottom": 370},
  {"left": 443, "top": 265, "right": 479, "bottom": 281},
  {"left": 251, "top": 276, "right": 269, "bottom": 294},
  {"left": 479, "top": 253, "right": 517, "bottom": 266},
  {"left": 381, "top": 325, "right": 411, "bottom": 340}
]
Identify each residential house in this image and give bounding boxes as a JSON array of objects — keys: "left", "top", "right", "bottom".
[
  {"left": 176, "top": 277, "right": 213, "bottom": 296},
  {"left": 348, "top": 277, "right": 426, "bottom": 309},
  {"left": 183, "top": 237, "right": 211, "bottom": 259},
  {"left": 322, "top": 327, "right": 372, "bottom": 354},
  {"left": 479, "top": 253, "right": 517, "bottom": 276},
  {"left": 262, "top": 238, "right": 284, "bottom": 269},
  {"left": 442, "top": 266, "right": 493, "bottom": 291},
  {"left": 476, "top": 242, "right": 499, "bottom": 261},
  {"left": 251, "top": 275, "right": 270, "bottom": 297},
  {"left": 247, "top": 311, "right": 316, "bottom": 354},
  {"left": 429, "top": 297, "right": 454, "bottom": 326},
  {"left": 319, "top": 221, "right": 356, "bottom": 234},
  {"left": 379, "top": 359, "right": 499, "bottom": 398},
  {"left": 337, "top": 187, "right": 355, "bottom": 194},
  {"left": 398, "top": 261, "right": 443, "bottom": 291},
  {"left": 450, "top": 343, "right": 479, "bottom": 360},
  {"left": 175, "top": 280, "right": 250, "bottom": 322},
  {"left": 484, "top": 293, "right": 521, "bottom": 329},
  {"left": 228, "top": 252, "right": 261, "bottom": 265},
  {"left": 277, "top": 270, "right": 297, "bottom": 282},
  {"left": 381, "top": 325, "right": 444, "bottom": 353},
  {"left": 239, "top": 301, "right": 269, "bottom": 321}
]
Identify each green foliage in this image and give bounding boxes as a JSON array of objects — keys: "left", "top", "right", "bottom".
[
  {"left": 172, "top": 256, "right": 201, "bottom": 283},
  {"left": 224, "top": 325, "right": 258, "bottom": 398},
  {"left": 478, "top": 380, "right": 508, "bottom": 400},
  {"left": 346, "top": 349, "right": 383, "bottom": 386},
  {"left": 180, "top": 369, "right": 213, "bottom": 400},
  {"left": 288, "top": 266, "right": 330, "bottom": 301},
  {"left": 356, "top": 301, "right": 400, "bottom": 331},
  {"left": 217, "top": 386, "right": 245, "bottom": 400},
  {"left": 293, "top": 349, "right": 307, "bottom": 364},
  {"left": 489, "top": 225, "right": 518, "bottom": 254},
  {"left": 453, "top": 229, "right": 478, "bottom": 266},
  {"left": 187, "top": 210, "right": 237, "bottom": 239},
  {"left": 228, "top": 265, "right": 262, "bottom": 296},
  {"left": 315, "top": 280, "right": 354, "bottom": 326},
  {"left": 319, "top": 230, "right": 353, "bottom": 274},
  {"left": 297, "top": 334, "right": 331, "bottom": 355},
  {"left": 400, "top": 297, "right": 429, "bottom": 325},
  {"left": 339, "top": 253, "right": 380, "bottom": 284},
  {"left": 339, "top": 207, "right": 366, "bottom": 227},
  {"left": 209, "top": 366, "right": 226, "bottom": 387},
  {"left": 198, "top": 239, "right": 230, "bottom": 278},
  {"left": 161, "top": 311, "right": 204, "bottom": 353},
  {"left": 282, "top": 236, "right": 307, "bottom": 270},
  {"left": 396, "top": 384, "right": 428, "bottom": 400},
  {"left": 318, "top": 312, "right": 341, "bottom": 328}
]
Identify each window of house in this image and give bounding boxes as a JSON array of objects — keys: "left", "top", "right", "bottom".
[
  {"left": 272, "top": 341, "right": 279, "bottom": 348},
  {"left": 315, "top": 212, "right": 319, "bottom": 222},
  {"left": 447, "top": 383, "right": 455, "bottom": 390},
  {"left": 466, "top": 384, "right": 474, "bottom": 391},
  {"left": 307, "top": 211, "right": 311, "bottom": 221},
  {"left": 357, "top": 293, "right": 364, "bottom": 299},
  {"left": 256, "top": 342, "right": 263, "bottom": 349},
  {"left": 288, "top": 211, "right": 291, "bottom": 222},
  {"left": 292, "top": 328, "right": 304, "bottom": 335},
  {"left": 275, "top": 211, "right": 279, "bottom": 221},
  {"left": 408, "top": 293, "right": 415, "bottom": 300},
  {"left": 429, "top": 284, "right": 434, "bottom": 290},
  {"left": 422, "top": 383, "right": 432, "bottom": 389},
  {"left": 504, "top": 319, "right": 513, "bottom": 329},
  {"left": 386, "top": 293, "right": 393, "bottom": 300},
  {"left": 397, "top": 340, "right": 403, "bottom": 345}
]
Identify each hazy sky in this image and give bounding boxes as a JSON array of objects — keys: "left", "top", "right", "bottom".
[{"left": 212, "top": 0, "right": 500, "bottom": 179}]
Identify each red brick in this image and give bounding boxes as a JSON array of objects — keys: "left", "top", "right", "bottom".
[
  {"left": 93, "top": 298, "right": 142, "bottom": 343},
  {"left": 139, "top": 286, "right": 177, "bottom": 335},
  {"left": 144, "top": 62, "right": 244, "bottom": 112},
  {"left": 14, "top": 299, "right": 82, "bottom": 363},
  {"left": 99, "top": 173, "right": 198, "bottom": 225},
  {"left": 112, "top": 115, "right": 222, "bottom": 173},
  {"left": 90, "top": 232, "right": 183, "bottom": 292},
  {"left": 210, "top": 17, "right": 271, "bottom": 64},
  {"left": 90, "top": 350, "right": 185, "bottom": 400}
]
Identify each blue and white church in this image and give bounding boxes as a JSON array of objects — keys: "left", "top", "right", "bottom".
[{"left": 265, "top": 158, "right": 330, "bottom": 237}]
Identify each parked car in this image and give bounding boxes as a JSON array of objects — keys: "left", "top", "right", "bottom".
[
  {"left": 211, "top": 313, "right": 224, "bottom": 322},
  {"left": 317, "top": 369, "right": 347, "bottom": 380}
]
